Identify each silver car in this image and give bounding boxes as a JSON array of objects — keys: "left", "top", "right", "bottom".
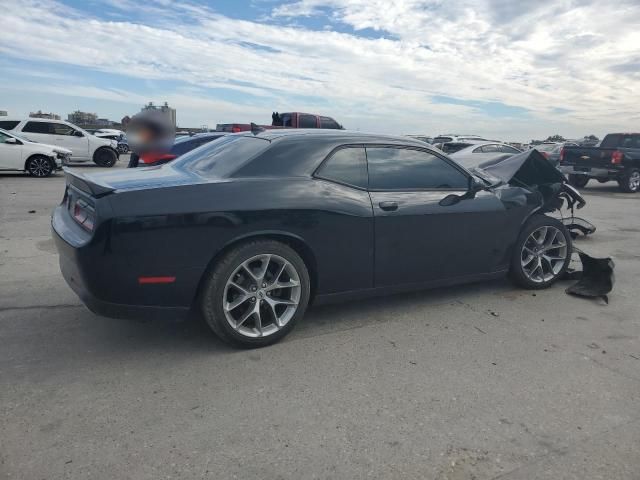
[{"left": 450, "top": 141, "right": 522, "bottom": 167}]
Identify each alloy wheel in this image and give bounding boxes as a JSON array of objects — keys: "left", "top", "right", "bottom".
[
  {"left": 629, "top": 171, "right": 640, "bottom": 191},
  {"left": 521, "top": 226, "right": 568, "bottom": 283},
  {"left": 223, "top": 254, "right": 301, "bottom": 338},
  {"left": 28, "top": 157, "right": 52, "bottom": 177}
]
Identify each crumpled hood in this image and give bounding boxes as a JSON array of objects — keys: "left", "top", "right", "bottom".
[{"left": 472, "top": 149, "right": 565, "bottom": 187}]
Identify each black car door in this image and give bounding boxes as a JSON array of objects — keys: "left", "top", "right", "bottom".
[{"left": 366, "top": 146, "right": 509, "bottom": 288}]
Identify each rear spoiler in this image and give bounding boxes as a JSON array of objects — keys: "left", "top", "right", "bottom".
[{"left": 63, "top": 167, "right": 115, "bottom": 197}]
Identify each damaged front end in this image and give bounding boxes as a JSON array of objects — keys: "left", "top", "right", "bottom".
[{"left": 472, "top": 150, "right": 614, "bottom": 302}]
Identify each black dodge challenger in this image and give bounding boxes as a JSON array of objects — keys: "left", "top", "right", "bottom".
[{"left": 53, "top": 130, "right": 582, "bottom": 347}]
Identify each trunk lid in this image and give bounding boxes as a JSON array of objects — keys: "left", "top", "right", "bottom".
[
  {"left": 562, "top": 146, "right": 616, "bottom": 168},
  {"left": 63, "top": 165, "right": 204, "bottom": 196}
]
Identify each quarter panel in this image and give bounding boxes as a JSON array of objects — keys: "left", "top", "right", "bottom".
[{"left": 106, "top": 178, "right": 374, "bottom": 305}]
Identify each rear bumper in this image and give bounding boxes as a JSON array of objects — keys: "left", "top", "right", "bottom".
[
  {"left": 52, "top": 208, "right": 190, "bottom": 321},
  {"left": 560, "top": 165, "right": 621, "bottom": 178}
]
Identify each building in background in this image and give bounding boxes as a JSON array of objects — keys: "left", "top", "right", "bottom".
[
  {"left": 30, "top": 110, "right": 61, "bottom": 120},
  {"left": 67, "top": 110, "right": 98, "bottom": 125},
  {"left": 0, "top": 110, "right": 7, "bottom": 116},
  {"left": 141, "top": 102, "right": 176, "bottom": 128}
]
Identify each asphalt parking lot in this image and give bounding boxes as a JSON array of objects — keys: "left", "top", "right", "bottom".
[{"left": 1, "top": 158, "right": 639, "bottom": 479}]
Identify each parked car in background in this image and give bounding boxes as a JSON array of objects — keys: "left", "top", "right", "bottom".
[
  {"left": 449, "top": 141, "right": 522, "bottom": 165},
  {"left": 53, "top": 129, "right": 580, "bottom": 348},
  {"left": 216, "top": 112, "right": 343, "bottom": 133},
  {"left": 0, "top": 118, "right": 119, "bottom": 167},
  {"left": 0, "top": 127, "right": 71, "bottom": 177},
  {"left": 130, "top": 132, "right": 227, "bottom": 167},
  {"left": 560, "top": 133, "right": 640, "bottom": 192},
  {"left": 535, "top": 142, "right": 578, "bottom": 166},
  {"left": 406, "top": 135, "right": 434, "bottom": 144}
]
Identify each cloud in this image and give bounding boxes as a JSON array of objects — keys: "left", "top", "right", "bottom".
[{"left": 1, "top": 0, "right": 639, "bottom": 139}]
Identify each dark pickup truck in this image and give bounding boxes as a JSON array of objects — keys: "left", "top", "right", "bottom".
[
  {"left": 216, "top": 112, "right": 343, "bottom": 133},
  {"left": 560, "top": 133, "right": 640, "bottom": 193}
]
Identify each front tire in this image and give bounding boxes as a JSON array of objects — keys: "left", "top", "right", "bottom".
[
  {"left": 26, "top": 155, "right": 55, "bottom": 178},
  {"left": 618, "top": 168, "right": 640, "bottom": 193},
  {"left": 93, "top": 148, "right": 117, "bottom": 167},
  {"left": 509, "top": 215, "right": 572, "bottom": 290},
  {"left": 201, "top": 240, "right": 311, "bottom": 348},
  {"left": 568, "top": 174, "right": 589, "bottom": 189}
]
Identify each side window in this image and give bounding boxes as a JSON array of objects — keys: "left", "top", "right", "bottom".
[
  {"left": 50, "top": 123, "right": 76, "bottom": 136},
  {"left": 22, "top": 121, "right": 50, "bottom": 134},
  {"left": 320, "top": 116, "right": 340, "bottom": 129},
  {"left": 0, "top": 121, "right": 20, "bottom": 130},
  {"left": 281, "top": 114, "right": 293, "bottom": 127},
  {"left": 316, "top": 147, "right": 367, "bottom": 188},
  {"left": 366, "top": 147, "right": 468, "bottom": 190},
  {"left": 299, "top": 114, "right": 317, "bottom": 128},
  {"left": 500, "top": 145, "right": 520, "bottom": 153},
  {"left": 480, "top": 144, "right": 500, "bottom": 153}
]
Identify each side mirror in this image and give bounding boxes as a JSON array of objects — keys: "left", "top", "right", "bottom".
[
  {"left": 469, "top": 177, "right": 485, "bottom": 194},
  {"left": 4, "top": 137, "right": 19, "bottom": 144},
  {"left": 73, "top": 130, "right": 84, "bottom": 137}
]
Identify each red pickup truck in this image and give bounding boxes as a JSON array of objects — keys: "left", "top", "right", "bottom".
[{"left": 216, "top": 112, "right": 343, "bottom": 133}]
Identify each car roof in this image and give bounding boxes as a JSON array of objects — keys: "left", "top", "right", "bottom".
[
  {"left": 235, "top": 128, "right": 427, "bottom": 146},
  {"left": 174, "top": 132, "right": 226, "bottom": 144},
  {"left": 2, "top": 117, "right": 68, "bottom": 123}
]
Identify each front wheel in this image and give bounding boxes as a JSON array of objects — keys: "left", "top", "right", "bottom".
[
  {"left": 26, "top": 155, "right": 55, "bottom": 178},
  {"left": 618, "top": 169, "right": 640, "bottom": 193},
  {"left": 509, "top": 215, "right": 572, "bottom": 290},
  {"left": 201, "top": 240, "right": 311, "bottom": 348},
  {"left": 93, "top": 148, "right": 117, "bottom": 167},
  {"left": 568, "top": 174, "right": 589, "bottom": 189}
]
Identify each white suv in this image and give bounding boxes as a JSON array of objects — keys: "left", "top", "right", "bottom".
[
  {"left": 0, "top": 128, "right": 71, "bottom": 177},
  {"left": 0, "top": 118, "right": 120, "bottom": 167}
]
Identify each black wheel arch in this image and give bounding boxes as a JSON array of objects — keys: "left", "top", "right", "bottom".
[{"left": 191, "top": 231, "right": 318, "bottom": 308}]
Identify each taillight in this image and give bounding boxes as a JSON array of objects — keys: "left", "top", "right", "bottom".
[
  {"left": 611, "top": 150, "right": 623, "bottom": 165},
  {"left": 559, "top": 148, "right": 565, "bottom": 163},
  {"left": 231, "top": 126, "right": 241, "bottom": 133},
  {"left": 140, "top": 153, "right": 177, "bottom": 165},
  {"left": 71, "top": 198, "right": 96, "bottom": 232}
]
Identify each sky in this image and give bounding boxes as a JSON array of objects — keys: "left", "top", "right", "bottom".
[{"left": 1, "top": 0, "right": 639, "bottom": 142}]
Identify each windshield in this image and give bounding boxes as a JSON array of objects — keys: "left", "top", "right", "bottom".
[
  {"left": 0, "top": 128, "right": 33, "bottom": 143},
  {"left": 173, "top": 135, "right": 270, "bottom": 178}
]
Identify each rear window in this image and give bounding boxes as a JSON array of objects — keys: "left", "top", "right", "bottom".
[
  {"left": 601, "top": 134, "right": 640, "bottom": 149},
  {"left": 0, "top": 121, "right": 20, "bottom": 130},
  {"left": 319, "top": 116, "right": 340, "bottom": 129},
  {"left": 176, "top": 136, "right": 270, "bottom": 178},
  {"left": 171, "top": 135, "right": 223, "bottom": 156},
  {"left": 433, "top": 136, "right": 453, "bottom": 143}
]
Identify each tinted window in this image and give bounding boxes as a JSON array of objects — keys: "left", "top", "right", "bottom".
[
  {"left": 316, "top": 147, "right": 367, "bottom": 188},
  {"left": 51, "top": 123, "right": 77, "bottom": 136},
  {"left": 320, "top": 117, "right": 340, "bottom": 129},
  {"left": 500, "top": 145, "right": 521, "bottom": 153},
  {"left": 22, "top": 121, "right": 50, "bottom": 134},
  {"left": 0, "top": 121, "right": 20, "bottom": 130},
  {"left": 433, "top": 136, "right": 453, "bottom": 143},
  {"left": 480, "top": 144, "right": 500, "bottom": 153},
  {"left": 367, "top": 147, "right": 468, "bottom": 190},
  {"left": 299, "top": 115, "right": 316, "bottom": 128},
  {"left": 171, "top": 135, "right": 223, "bottom": 156},
  {"left": 177, "top": 136, "right": 270, "bottom": 178},
  {"left": 281, "top": 114, "right": 293, "bottom": 127},
  {"left": 442, "top": 142, "right": 471, "bottom": 154},
  {"left": 600, "top": 134, "right": 640, "bottom": 149}
]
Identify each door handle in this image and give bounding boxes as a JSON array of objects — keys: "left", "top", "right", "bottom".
[{"left": 378, "top": 201, "right": 398, "bottom": 211}]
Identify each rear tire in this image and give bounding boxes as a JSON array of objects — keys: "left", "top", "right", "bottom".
[
  {"left": 26, "top": 155, "right": 55, "bottom": 178},
  {"left": 618, "top": 168, "right": 640, "bottom": 193},
  {"left": 201, "top": 240, "right": 311, "bottom": 348},
  {"left": 93, "top": 148, "right": 117, "bottom": 167},
  {"left": 568, "top": 174, "right": 589, "bottom": 189},
  {"left": 509, "top": 215, "right": 572, "bottom": 290}
]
